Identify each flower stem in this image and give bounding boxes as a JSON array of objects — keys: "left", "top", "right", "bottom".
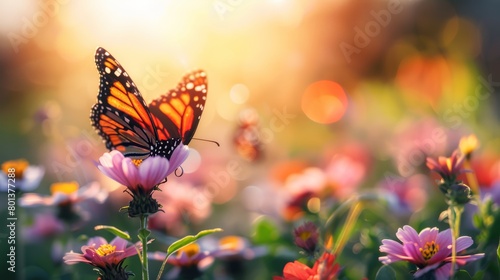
[
  {"left": 333, "top": 201, "right": 362, "bottom": 256},
  {"left": 448, "top": 204, "right": 463, "bottom": 276},
  {"left": 139, "top": 214, "right": 150, "bottom": 280}
]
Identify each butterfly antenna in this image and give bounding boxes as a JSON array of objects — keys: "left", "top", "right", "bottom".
[{"left": 191, "top": 137, "right": 220, "bottom": 147}]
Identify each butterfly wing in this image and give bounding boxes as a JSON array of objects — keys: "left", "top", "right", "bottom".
[
  {"left": 90, "top": 47, "right": 159, "bottom": 159},
  {"left": 149, "top": 70, "right": 207, "bottom": 145}
]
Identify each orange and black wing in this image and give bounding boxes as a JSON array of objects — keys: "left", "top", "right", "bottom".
[
  {"left": 149, "top": 70, "right": 207, "bottom": 145},
  {"left": 90, "top": 47, "right": 159, "bottom": 159}
]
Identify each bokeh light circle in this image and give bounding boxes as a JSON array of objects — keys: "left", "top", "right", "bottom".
[
  {"left": 182, "top": 148, "right": 201, "bottom": 174},
  {"left": 301, "top": 80, "right": 348, "bottom": 124},
  {"left": 230, "top": 83, "right": 250, "bottom": 104}
]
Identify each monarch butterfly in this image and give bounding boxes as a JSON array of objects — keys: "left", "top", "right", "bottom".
[{"left": 90, "top": 47, "right": 207, "bottom": 160}]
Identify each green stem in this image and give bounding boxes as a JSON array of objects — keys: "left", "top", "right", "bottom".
[
  {"left": 333, "top": 201, "right": 362, "bottom": 256},
  {"left": 139, "top": 215, "right": 150, "bottom": 280},
  {"left": 448, "top": 204, "right": 463, "bottom": 276}
]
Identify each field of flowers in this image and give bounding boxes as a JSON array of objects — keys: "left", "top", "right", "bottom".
[{"left": 0, "top": 1, "right": 499, "bottom": 279}]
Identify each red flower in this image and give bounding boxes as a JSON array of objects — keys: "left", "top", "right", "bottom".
[{"left": 274, "top": 252, "right": 339, "bottom": 280}]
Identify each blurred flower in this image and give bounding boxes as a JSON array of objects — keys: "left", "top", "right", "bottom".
[
  {"left": 64, "top": 236, "right": 139, "bottom": 280},
  {"left": 459, "top": 134, "right": 479, "bottom": 159},
  {"left": 379, "top": 225, "right": 484, "bottom": 279},
  {"left": 19, "top": 181, "right": 106, "bottom": 223},
  {"left": 210, "top": 235, "right": 267, "bottom": 278},
  {"left": 97, "top": 146, "right": 188, "bottom": 217},
  {"left": 149, "top": 243, "right": 213, "bottom": 280},
  {"left": 426, "top": 151, "right": 467, "bottom": 185},
  {"left": 324, "top": 154, "right": 366, "bottom": 200},
  {"left": 213, "top": 235, "right": 266, "bottom": 260},
  {"left": 283, "top": 191, "right": 317, "bottom": 221},
  {"left": 148, "top": 180, "right": 211, "bottom": 236},
  {"left": 390, "top": 119, "right": 449, "bottom": 177},
  {"left": 285, "top": 167, "right": 327, "bottom": 197},
  {"left": 0, "top": 159, "right": 44, "bottom": 192},
  {"left": 22, "top": 213, "right": 65, "bottom": 242},
  {"left": 293, "top": 221, "right": 319, "bottom": 255},
  {"left": 282, "top": 167, "right": 326, "bottom": 221},
  {"left": 273, "top": 252, "right": 340, "bottom": 280},
  {"left": 379, "top": 174, "right": 429, "bottom": 214}
]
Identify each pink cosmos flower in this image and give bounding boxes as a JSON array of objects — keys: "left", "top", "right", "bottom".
[
  {"left": 97, "top": 145, "right": 189, "bottom": 192},
  {"left": 96, "top": 146, "right": 189, "bottom": 216},
  {"left": 379, "top": 225, "right": 484, "bottom": 279},
  {"left": 274, "top": 252, "right": 340, "bottom": 280},
  {"left": 64, "top": 236, "right": 140, "bottom": 279}
]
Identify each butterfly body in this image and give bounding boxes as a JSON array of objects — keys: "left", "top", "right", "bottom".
[{"left": 91, "top": 47, "right": 206, "bottom": 160}]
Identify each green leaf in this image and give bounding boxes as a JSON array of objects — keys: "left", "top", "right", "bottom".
[
  {"left": 472, "top": 270, "right": 484, "bottom": 280},
  {"left": 94, "top": 225, "right": 131, "bottom": 240},
  {"left": 375, "top": 265, "right": 396, "bottom": 280},
  {"left": 497, "top": 242, "right": 500, "bottom": 261},
  {"left": 454, "top": 270, "right": 472, "bottom": 280},
  {"left": 252, "top": 217, "right": 280, "bottom": 244},
  {"left": 166, "top": 228, "right": 223, "bottom": 256}
]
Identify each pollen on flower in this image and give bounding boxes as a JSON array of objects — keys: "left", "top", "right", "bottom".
[
  {"left": 50, "top": 181, "right": 79, "bottom": 195},
  {"left": 2, "top": 159, "right": 29, "bottom": 179},
  {"left": 132, "top": 159, "right": 143, "bottom": 166},
  {"left": 219, "top": 236, "right": 244, "bottom": 251},
  {"left": 299, "top": 231, "right": 312, "bottom": 241},
  {"left": 420, "top": 241, "right": 439, "bottom": 260},
  {"left": 177, "top": 243, "right": 200, "bottom": 258},
  {"left": 95, "top": 244, "right": 117, "bottom": 257}
]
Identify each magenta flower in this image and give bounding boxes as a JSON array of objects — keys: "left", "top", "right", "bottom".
[
  {"left": 96, "top": 145, "right": 189, "bottom": 217},
  {"left": 293, "top": 221, "right": 319, "bottom": 255},
  {"left": 379, "top": 225, "right": 484, "bottom": 279},
  {"left": 64, "top": 236, "right": 140, "bottom": 279}
]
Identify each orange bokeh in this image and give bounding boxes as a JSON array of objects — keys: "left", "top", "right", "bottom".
[{"left": 301, "top": 80, "right": 348, "bottom": 124}]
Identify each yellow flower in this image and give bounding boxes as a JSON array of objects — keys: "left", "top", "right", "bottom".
[{"left": 459, "top": 134, "right": 479, "bottom": 158}]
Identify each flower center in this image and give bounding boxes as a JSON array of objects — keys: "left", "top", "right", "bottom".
[
  {"left": 132, "top": 159, "right": 143, "bottom": 167},
  {"left": 299, "top": 231, "right": 312, "bottom": 241},
  {"left": 177, "top": 243, "right": 200, "bottom": 258},
  {"left": 96, "top": 244, "right": 116, "bottom": 257},
  {"left": 219, "top": 236, "right": 244, "bottom": 251},
  {"left": 420, "top": 241, "right": 439, "bottom": 260},
  {"left": 2, "top": 159, "right": 29, "bottom": 179},
  {"left": 50, "top": 181, "right": 79, "bottom": 195}
]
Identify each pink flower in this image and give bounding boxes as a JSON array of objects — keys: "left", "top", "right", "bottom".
[
  {"left": 426, "top": 151, "right": 467, "bottom": 184},
  {"left": 64, "top": 236, "right": 140, "bottom": 279},
  {"left": 379, "top": 225, "right": 484, "bottom": 279},
  {"left": 274, "top": 252, "right": 340, "bottom": 280},
  {"left": 97, "top": 151, "right": 169, "bottom": 195},
  {"left": 148, "top": 180, "right": 211, "bottom": 235},
  {"left": 96, "top": 146, "right": 189, "bottom": 217},
  {"left": 22, "top": 213, "right": 65, "bottom": 242}
]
